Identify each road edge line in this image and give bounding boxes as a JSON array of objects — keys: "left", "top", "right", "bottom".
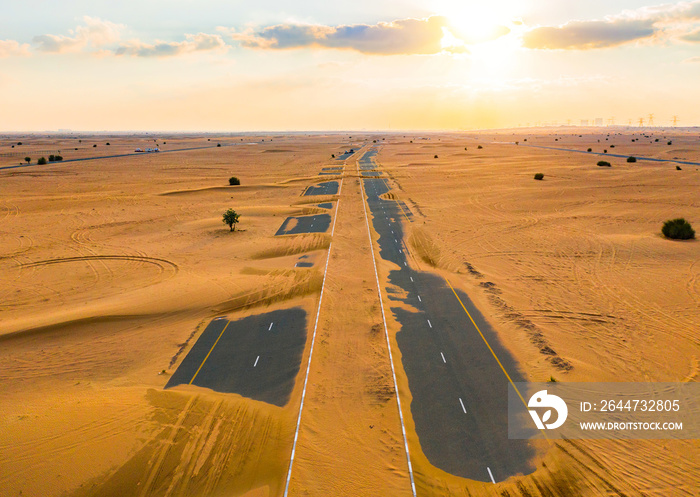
[
  {"left": 283, "top": 181, "right": 343, "bottom": 496},
  {"left": 358, "top": 156, "right": 417, "bottom": 497}
]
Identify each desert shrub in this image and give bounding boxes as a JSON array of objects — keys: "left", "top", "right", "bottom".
[
  {"left": 603, "top": 149, "right": 607, "bottom": 153},
  {"left": 331, "top": 154, "right": 335, "bottom": 158},
  {"left": 24, "top": 156, "right": 30, "bottom": 164},
  {"left": 55, "top": 155, "right": 63, "bottom": 161},
  {"left": 627, "top": 156, "right": 637, "bottom": 163},
  {"left": 534, "top": 173, "right": 544, "bottom": 180},
  {"left": 667, "top": 141, "right": 672, "bottom": 145},
  {"left": 662, "top": 218, "right": 695, "bottom": 240},
  {"left": 587, "top": 148, "right": 592, "bottom": 152},
  {"left": 610, "top": 145, "right": 615, "bottom": 148},
  {"left": 37, "top": 157, "right": 47, "bottom": 165},
  {"left": 106, "top": 142, "right": 110, "bottom": 145},
  {"left": 217, "top": 143, "right": 221, "bottom": 147},
  {"left": 222, "top": 208, "right": 240, "bottom": 232},
  {"left": 17, "top": 142, "right": 22, "bottom": 145},
  {"left": 93, "top": 144, "right": 97, "bottom": 147},
  {"left": 597, "top": 161, "right": 611, "bottom": 167},
  {"left": 434, "top": 155, "right": 438, "bottom": 159},
  {"left": 655, "top": 138, "right": 659, "bottom": 142},
  {"left": 48, "top": 155, "right": 55, "bottom": 162},
  {"left": 228, "top": 176, "right": 240, "bottom": 186},
  {"left": 676, "top": 165, "right": 682, "bottom": 171},
  {"left": 477, "top": 145, "right": 483, "bottom": 149}
]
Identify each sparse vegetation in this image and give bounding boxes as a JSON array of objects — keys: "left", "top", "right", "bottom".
[
  {"left": 534, "top": 173, "right": 544, "bottom": 180},
  {"left": 627, "top": 156, "right": 637, "bottom": 163},
  {"left": 228, "top": 176, "right": 240, "bottom": 186},
  {"left": 477, "top": 145, "right": 483, "bottom": 149},
  {"left": 24, "top": 156, "right": 30, "bottom": 164},
  {"left": 667, "top": 141, "right": 672, "bottom": 145},
  {"left": 331, "top": 154, "right": 335, "bottom": 158},
  {"left": 548, "top": 376, "right": 557, "bottom": 383},
  {"left": 662, "top": 218, "right": 695, "bottom": 240},
  {"left": 676, "top": 165, "right": 682, "bottom": 171},
  {"left": 597, "top": 161, "right": 611, "bottom": 167},
  {"left": 93, "top": 144, "right": 97, "bottom": 148},
  {"left": 106, "top": 142, "right": 110, "bottom": 145},
  {"left": 587, "top": 148, "right": 592, "bottom": 152},
  {"left": 434, "top": 155, "right": 438, "bottom": 159},
  {"left": 37, "top": 157, "right": 47, "bottom": 165},
  {"left": 222, "top": 209, "right": 240, "bottom": 232},
  {"left": 217, "top": 143, "right": 221, "bottom": 147}
]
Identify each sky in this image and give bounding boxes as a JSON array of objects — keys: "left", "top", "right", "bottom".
[{"left": 1, "top": 0, "right": 699, "bottom": 131}]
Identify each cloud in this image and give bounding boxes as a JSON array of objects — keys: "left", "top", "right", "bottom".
[
  {"left": 115, "top": 33, "right": 226, "bottom": 57},
  {"left": 681, "top": 27, "right": 700, "bottom": 41},
  {"left": 523, "top": 19, "right": 656, "bottom": 49},
  {"left": 0, "top": 39, "right": 31, "bottom": 57},
  {"left": 233, "top": 16, "right": 509, "bottom": 55},
  {"left": 33, "top": 16, "right": 124, "bottom": 53},
  {"left": 523, "top": 0, "right": 700, "bottom": 50}
]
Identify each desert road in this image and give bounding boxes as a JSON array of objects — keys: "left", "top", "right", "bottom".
[{"left": 359, "top": 148, "right": 535, "bottom": 483}]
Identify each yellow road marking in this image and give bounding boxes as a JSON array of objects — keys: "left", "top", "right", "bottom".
[
  {"left": 445, "top": 278, "right": 551, "bottom": 442},
  {"left": 189, "top": 320, "right": 231, "bottom": 385}
]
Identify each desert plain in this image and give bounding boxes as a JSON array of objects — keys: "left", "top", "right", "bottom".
[{"left": 0, "top": 129, "right": 698, "bottom": 496}]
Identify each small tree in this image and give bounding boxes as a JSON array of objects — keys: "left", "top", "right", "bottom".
[
  {"left": 676, "top": 165, "right": 682, "bottom": 171},
  {"left": 24, "top": 156, "right": 30, "bottom": 164},
  {"left": 228, "top": 176, "right": 240, "bottom": 186},
  {"left": 597, "top": 161, "right": 611, "bottom": 167},
  {"left": 49, "top": 155, "right": 55, "bottom": 162},
  {"left": 627, "top": 156, "right": 637, "bottom": 163},
  {"left": 222, "top": 209, "right": 240, "bottom": 232},
  {"left": 534, "top": 173, "right": 544, "bottom": 180},
  {"left": 217, "top": 143, "right": 221, "bottom": 147},
  {"left": 587, "top": 148, "right": 592, "bottom": 152},
  {"left": 662, "top": 218, "right": 695, "bottom": 240},
  {"left": 37, "top": 157, "right": 47, "bottom": 165}
]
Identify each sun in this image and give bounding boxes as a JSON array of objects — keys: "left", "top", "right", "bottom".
[{"left": 437, "top": 0, "right": 523, "bottom": 44}]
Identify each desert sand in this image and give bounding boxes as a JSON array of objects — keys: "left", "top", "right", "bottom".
[{"left": 0, "top": 129, "right": 698, "bottom": 496}]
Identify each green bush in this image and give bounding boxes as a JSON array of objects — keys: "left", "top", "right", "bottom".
[
  {"left": 587, "top": 148, "right": 592, "bottom": 152},
  {"left": 667, "top": 141, "right": 672, "bottom": 145},
  {"left": 228, "top": 176, "right": 240, "bottom": 186},
  {"left": 55, "top": 155, "right": 63, "bottom": 161},
  {"left": 24, "top": 156, "right": 30, "bottom": 164},
  {"left": 627, "top": 156, "right": 637, "bottom": 163},
  {"left": 222, "top": 208, "right": 240, "bottom": 232},
  {"left": 662, "top": 218, "right": 695, "bottom": 240},
  {"left": 217, "top": 143, "right": 221, "bottom": 147},
  {"left": 534, "top": 173, "right": 544, "bottom": 180},
  {"left": 597, "top": 161, "right": 611, "bottom": 167},
  {"left": 37, "top": 157, "right": 47, "bottom": 165},
  {"left": 477, "top": 145, "right": 483, "bottom": 149},
  {"left": 676, "top": 165, "right": 682, "bottom": 171},
  {"left": 434, "top": 155, "right": 438, "bottom": 159}
]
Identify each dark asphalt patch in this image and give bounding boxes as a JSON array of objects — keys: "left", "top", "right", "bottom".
[
  {"left": 303, "top": 181, "right": 339, "bottom": 196},
  {"left": 361, "top": 150, "right": 535, "bottom": 482},
  {"left": 165, "top": 308, "right": 308, "bottom": 407},
  {"left": 295, "top": 262, "right": 314, "bottom": 267},
  {"left": 317, "top": 202, "right": 333, "bottom": 209},
  {"left": 361, "top": 171, "right": 382, "bottom": 177},
  {"left": 275, "top": 214, "right": 331, "bottom": 235},
  {"left": 322, "top": 167, "right": 344, "bottom": 172}
]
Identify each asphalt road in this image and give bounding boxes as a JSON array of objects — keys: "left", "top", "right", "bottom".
[
  {"left": 0, "top": 143, "right": 248, "bottom": 171},
  {"left": 303, "top": 181, "right": 339, "bottom": 196},
  {"left": 275, "top": 214, "right": 331, "bottom": 235},
  {"left": 520, "top": 143, "right": 700, "bottom": 166},
  {"left": 321, "top": 166, "right": 344, "bottom": 172},
  {"left": 317, "top": 202, "right": 333, "bottom": 209},
  {"left": 360, "top": 149, "right": 535, "bottom": 482},
  {"left": 165, "top": 308, "right": 308, "bottom": 406}
]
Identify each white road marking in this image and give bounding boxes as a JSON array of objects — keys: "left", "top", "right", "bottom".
[
  {"left": 427, "top": 319, "right": 432, "bottom": 328},
  {"left": 487, "top": 467, "right": 496, "bottom": 484},
  {"left": 284, "top": 196, "right": 341, "bottom": 497},
  {"left": 417, "top": 295, "right": 421, "bottom": 302},
  {"left": 410, "top": 276, "right": 414, "bottom": 282},
  {"left": 254, "top": 356, "right": 260, "bottom": 367},
  {"left": 441, "top": 352, "right": 446, "bottom": 363},
  {"left": 358, "top": 164, "right": 417, "bottom": 497},
  {"left": 403, "top": 262, "right": 407, "bottom": 266},
  {"left": 459, "top": 398, "right": 467, "bottom": 413},
  {"left": 269, "top": 322, "right": 274, "bottom": 331}
]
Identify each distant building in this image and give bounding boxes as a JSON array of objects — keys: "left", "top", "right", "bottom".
[
  {"left": 595, "top": 118, "right": 604, "bottom": 126},
  {"left": 580, "top": 119, "right": 589, "bottom": 126}
]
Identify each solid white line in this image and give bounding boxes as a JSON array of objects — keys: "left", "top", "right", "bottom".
[
  {"left": 487, "top": 467, "right": 496, "bottom": 484},
  {"left": 269, "top": 322, "right": 274, "bottom": 331},
  {"left": 254, "top": 355, "right": 260, "bottom": 367},
  {"left": 359, "top": 160, "right": 417, "bottom": 497},
  {"left": 283, "top": 193, "right": 341, "bottom": 496},
  {"left": 427, "top": 319, "right": 432, "bottom": 328},
  {"left": 417, "top": 295, "right": 421, "bottom": 302},
  {"left": 441, "top": 352, "right": 446, "bottom": 363},
  {"left": 459, "top": 398, "right": 467, "bottom": 413}
]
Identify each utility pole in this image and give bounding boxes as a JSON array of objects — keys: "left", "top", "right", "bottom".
[
  {"left": 648, "top": 113, "right": 654, "bottom": 126},
  {"left": 672, "top": 115, "right": 679, "bottom": 127},
  {"left": 638, "top": 117, "right": 644, "bottom": 127}
]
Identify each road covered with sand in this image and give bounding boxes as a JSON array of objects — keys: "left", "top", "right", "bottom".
[{"left": 0, "top": 129, "right": 698, "bottom": 496}]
